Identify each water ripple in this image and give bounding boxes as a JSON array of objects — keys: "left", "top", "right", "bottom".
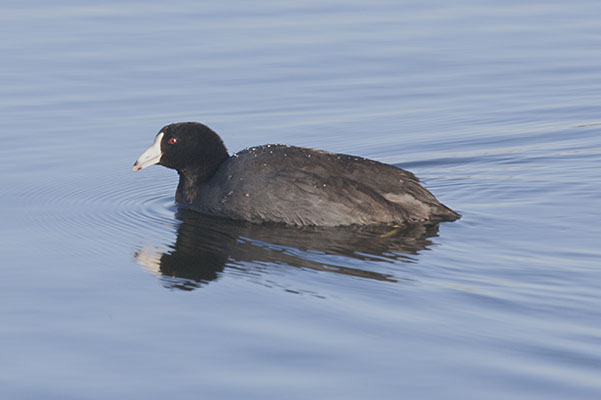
[{"left": 17, "top": 168, "right": 178, "bottom": 254}]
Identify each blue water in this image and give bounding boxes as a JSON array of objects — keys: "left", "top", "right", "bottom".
[{"left": 2, "top": 1, "right": 601, "bottom": 398}]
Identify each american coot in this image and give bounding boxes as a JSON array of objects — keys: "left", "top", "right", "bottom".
[{"left": 132, "top": 122, "right": 460, "bottom": 226}]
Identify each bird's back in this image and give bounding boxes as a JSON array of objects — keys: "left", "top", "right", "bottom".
[{"left": 184, "top": 145, "right": 459, "bottom": 226}]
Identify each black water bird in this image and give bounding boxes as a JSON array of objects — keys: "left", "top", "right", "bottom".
[{"left": 132, "top": 122, "right": 459, "bottom": 226}]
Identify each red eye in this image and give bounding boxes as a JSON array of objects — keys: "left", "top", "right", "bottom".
[{"left": 168, "top": 138, "right": 177, "bottom": 145}]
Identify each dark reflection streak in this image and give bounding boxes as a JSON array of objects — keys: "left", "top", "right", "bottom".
[
  {"left": 575, "top": 122, "right": 601, "bottom": 128},
  {"left": 234, "top": 237, "right": 398, "bottom": 282},
  {"left": 134, "top": 208, "right": 442, "bottom": 292}
]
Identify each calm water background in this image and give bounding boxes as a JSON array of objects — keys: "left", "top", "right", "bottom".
[{"left": 2, "top": 1, "right": 601, "bottom": 398}]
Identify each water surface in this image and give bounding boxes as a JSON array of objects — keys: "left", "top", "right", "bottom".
[{"left": 2, "top": 1, "right": 601, "bottom": 399}]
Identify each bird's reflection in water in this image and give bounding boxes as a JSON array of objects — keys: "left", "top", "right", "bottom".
[{"left": 134, "top": 209, "right": 442, "bottom": 291}]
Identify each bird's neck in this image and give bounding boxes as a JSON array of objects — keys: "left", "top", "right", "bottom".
[
  {"left": 176, "top": 164, "right": 220, "bottom": 205},
  {"left": 174, "top": 143, "right": 229, "bottom": 206}
]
